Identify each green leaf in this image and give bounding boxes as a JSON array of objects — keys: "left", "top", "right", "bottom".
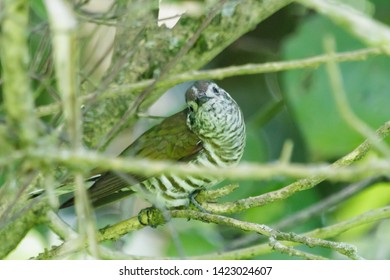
[
  {"left": 282, "top": 15, "right": 390, "bottom": 160},
  {"left": 30, "top": 0, "right": 48, "bottom": 20},
  {"left": 334, "top": 182, "right": 390, "bottom": 240},
  {"left": 166, "top": 222, "right": 221, "bottom": 256}
]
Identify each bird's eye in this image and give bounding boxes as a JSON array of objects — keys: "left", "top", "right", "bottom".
[{"left": 212, "top": 86, "right": 219, "bottom": 94}]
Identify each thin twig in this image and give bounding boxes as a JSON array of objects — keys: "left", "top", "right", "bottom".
[
  {"left": 194, "top": 206, "right": 390, "bottom": 260},
  {"left": 46, "top": 210, "right": 78, "bottom": 240},
  {"left": 298, "top": 0, "right": 390, "bottom": 54},
  {"left": 269, "top": 237, "right": 328, "bottom": 260},
  {"left": 11, "top": 120, "right": 390, "bottom": 188},
  {"left": 37, "top": 196, "right": 390, "bottom": 260},
  {"left": 45, "top": 0, "right": 99, "bottom": 258},
  {"left": 324, "top": 35, "right": 390, "bottom": 157},
  {"left": 202, "top": 119, "right": 390, "bottom": 214},
  {"left": 170, "top": 210, "right": 362, "bottom": 260},
  {"left": 96, "top": 0, "right": 228, "bottom": 150},
  {"left": 17, "top": 147, "right": 390, "bottom": 184},
  {"left": 228, "top": 177, "right": 379, "bottom": 250},
  {"left": 1, "top": 0, "right": 38, "bottom": 145},
  {"left": 36, "top": 47, "right": 382, "bottom": 117}
]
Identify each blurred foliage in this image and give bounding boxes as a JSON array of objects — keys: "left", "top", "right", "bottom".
[
  {"left": 335, "top": 182, "right": 390, "bottom": 239},
  {"left": 282, "top": 15, "right": 390, "bottom": 160},
  {"left": 165, "top": 0, "right": 390, "bottom": 260},
  {"left": 1, "top": 0, "right": 390, "bottom": 260}
]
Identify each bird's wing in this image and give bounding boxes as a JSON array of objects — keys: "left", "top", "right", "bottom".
[
  {"left": 61, "top": 109, "right": 203, "bottom": 208},
  {"left": 127, "top": 109, "right": 202, "bottom": 161}
]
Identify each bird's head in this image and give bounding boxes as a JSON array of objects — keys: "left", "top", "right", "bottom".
[{"left": 185, "top": 81, "right": 243, "bottom": 140}]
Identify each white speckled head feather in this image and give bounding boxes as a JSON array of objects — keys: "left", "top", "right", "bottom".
[{"left": 185, "top": 81, "right": 246, "bottom": 167}]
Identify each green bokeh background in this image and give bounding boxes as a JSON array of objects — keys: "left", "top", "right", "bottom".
[{"left": 3, "top": 0, "right": 390, "bottom": 259}]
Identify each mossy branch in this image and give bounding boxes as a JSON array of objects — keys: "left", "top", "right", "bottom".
[
  {"left": 1, "top": 0, "right": 295, "bottom": 258},
  {"left": 0, "top": 0, "right": 38, "bottom": 146},
  {"left": 10, "top": 119, "right": 388, "bottom": 197},
  {"left": 81, "top": 0, "right": 294, "bottom": 149},
  {"left": 38, "top": 203, "right": 388, "bottom": 260},
  {"left": 2, "top": 0, "right": 390, "bottom": 260},
  {"left": 31, "top": 113, "right": 390, "bottom": 259},
  {"left": 0, "top": 0, "right": 43, "bottom": 259},
  {"left": 0, "top": 200, "right": 50, "bottom": 259},
  {"left": 298, "top": 0, "right": 390, "bottom": 54},
  {"left": 36, "top": 47, "right": 382, "bottom": 117}
]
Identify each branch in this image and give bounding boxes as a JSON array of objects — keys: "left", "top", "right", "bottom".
[
  {"left": 324, "top": 36, "right": 390, "bottom": 157},
  {"left": 54, "top": 208, "right": 362, "bottom": 260},
  {"left": 0, "top": 0, "right": 38, "bottom": 146},
  {"left": 272, "top": 178, "right": 381, "bottom": 230},
  {"left": 196, "top": 205, "right": 390, "bottom": 259},
  {"left": 297, "top": 0, "right": 390, "bottom": 54},
  {"left": 0, "top": 0, "right": 44, "bottom": 259},
  {"left": 13, "top": 147, "right": 390, "bottom": 185},
  {"left": 45, "top": 0, "right": 100, "bottom": 258},
  {"left": 229, "top": 177, "right": 380, "bottom": 250},
  {"left": 203, "top": 119, "right": 390, "bottom": 214},
  {"left": 46, "top": 210, "right": 77, "bottom": 240},
  {"left": 36, "top": 47, "right": 382, "bottom": 117},
  {"left": 79, "top": 0, "right": 294, "bottom": 148},
  {"left": 306, "top": 206, "right": 390, "bottom": 239},
  {"left": 0, "top": 200, "right": 50, "bottom": 259},
  {"left": 0, "top": 117, "right": 386, "bottom": 189},
  {"left": 35, "top": 184, "right": 390, "bottom": 259},
  {"left": 268, "top": 236, "right": 327, "bottom": 260},
  {"left": 170, "top": 210, "right": 362, "bottom": 260},
  {"left": 96, "top": 0, "right": 230, "bottom": 150},
  {"left": 42, "top": 115, "right": 387, "bottom": 259}
]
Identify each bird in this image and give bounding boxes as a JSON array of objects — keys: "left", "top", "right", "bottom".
[{"left": 60, "top": 80, "right": 246, "bottom": 209}]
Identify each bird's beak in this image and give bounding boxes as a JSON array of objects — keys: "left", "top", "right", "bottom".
[
  {"left": 186, "top": 85, "right": 212, "bottom": 105},
  {"left": 196, "top": 94, "right": 212, "bottom": 105}
]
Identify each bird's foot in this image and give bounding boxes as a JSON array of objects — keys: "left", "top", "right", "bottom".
[{"left": 189, "top": 190, "right": 210, "bottom": 213}]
